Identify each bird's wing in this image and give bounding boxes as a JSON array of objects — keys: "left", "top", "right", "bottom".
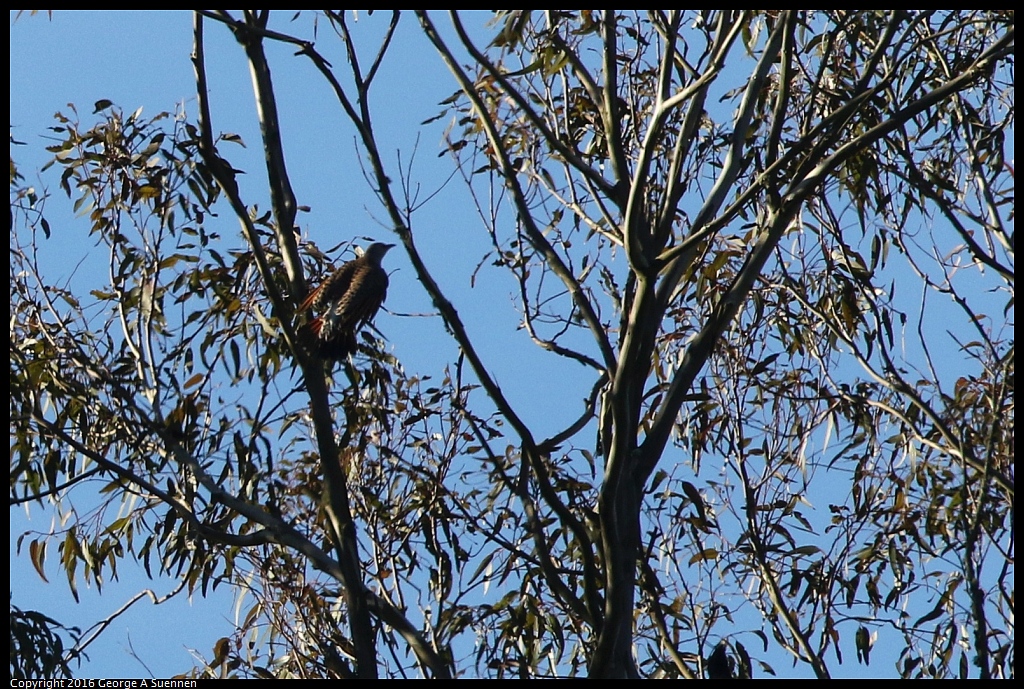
[
  {"left": 298, "top": 258, "right": 360, "bottom": 313},
  {"left": 334, "top": 266, "right": 389, "bottom": 330}
]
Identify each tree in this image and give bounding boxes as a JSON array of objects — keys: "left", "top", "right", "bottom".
[
  {"left": 11, "top": 10, "right": 1013, "bottom": 679},
  {"left": 9, "top": 600, "right": 81, "bottom": 680}
]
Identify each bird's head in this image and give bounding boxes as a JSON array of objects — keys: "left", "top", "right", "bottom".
[{"left": 362, "top": 242, "right": 395, "bottom": 265}]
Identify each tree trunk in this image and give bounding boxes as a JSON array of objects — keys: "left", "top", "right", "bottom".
[{"left": 590, "top": 461, "right": 643, "bottom": 678}]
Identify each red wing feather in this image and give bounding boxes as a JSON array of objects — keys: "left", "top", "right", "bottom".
[{"left": 298, "top": 284, "right": 322, "bottom": 313}]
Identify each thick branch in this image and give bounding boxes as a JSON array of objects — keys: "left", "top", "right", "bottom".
[
  {"left": 642, "top": 22, "right": 1015, "bottom": 478},
  {"left": 194, "top": 12, "right": 383, "bottom": 677}
]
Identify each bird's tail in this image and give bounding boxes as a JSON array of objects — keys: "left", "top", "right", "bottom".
[{"left": 305, "top": 316, "right": 356, "bottom": 361}]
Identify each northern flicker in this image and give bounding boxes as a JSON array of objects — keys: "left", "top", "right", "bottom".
[{"left": 299, "top": 242, "right": 394, "bottom": 360}]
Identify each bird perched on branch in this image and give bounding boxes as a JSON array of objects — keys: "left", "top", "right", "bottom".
[{"left": 299, "top": 242, "right": 394, "bottom": 361}]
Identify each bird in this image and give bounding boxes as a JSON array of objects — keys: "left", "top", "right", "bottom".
[{"left": 298, "top": 242, "right": 394, "bottom": 360}]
